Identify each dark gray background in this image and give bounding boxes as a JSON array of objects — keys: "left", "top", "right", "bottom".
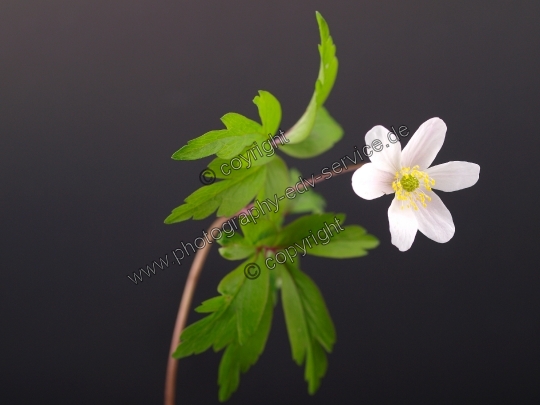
[{"left": 1, "top": 0, "right": 539, "bottom": 403}]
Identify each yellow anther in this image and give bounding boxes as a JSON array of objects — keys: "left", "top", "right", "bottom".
[{"left": 392, "top": 166, "right": 435, "bottom": 210}]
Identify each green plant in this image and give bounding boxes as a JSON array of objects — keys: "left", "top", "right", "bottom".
[{"left": 164, "top": 12, "right": 379, "bottom": 403}]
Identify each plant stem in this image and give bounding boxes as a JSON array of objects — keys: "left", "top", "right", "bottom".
[
  {"left": 164, "top": 216, "right": 228, "bottom": 405},
  {"left": 164, "top": 161, "right": 365, "bottom": 405}
]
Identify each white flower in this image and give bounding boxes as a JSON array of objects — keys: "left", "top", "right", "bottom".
[{"left": 351, "top": 118, "right": 480, "bottom": 251}]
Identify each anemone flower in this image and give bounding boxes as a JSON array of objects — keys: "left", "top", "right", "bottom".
[{"left": 351, "top": 118, "right": 480, "bottom": 251}]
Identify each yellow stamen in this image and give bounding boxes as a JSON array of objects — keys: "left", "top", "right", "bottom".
[{"left": 391, "top": 165, "right": 436, "bottom": 210}]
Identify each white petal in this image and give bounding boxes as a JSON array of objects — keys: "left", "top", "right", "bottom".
[
  {"left": 427, "top": 161, "right": 480, "bottom": 192},
  {"left": 388, "top": 197, "right": 418, "bottom": 251},
  {"left": 401, "top": 118, "right": 446, "bottom": 169},
  {"left": 413, "top": 190, "right": 455, "bottom": 243},
  {"left": 351, "top": 163, "right": 395, "bottom": 200},
  {"left": 364, "top": 125, "right": 401, "bottom": 173}
]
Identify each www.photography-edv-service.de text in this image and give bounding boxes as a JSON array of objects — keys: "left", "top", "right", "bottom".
[{"left": 127, "top": 124, "right": 409, "bottom": 284}]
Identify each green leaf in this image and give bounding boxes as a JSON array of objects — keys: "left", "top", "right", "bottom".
[
  {"left": 213, "top": 313, "right": 238, "bottom": 352},
  {"left": 172, "top": 113, "right": 266, "bottom": 160},
  {"left": 280, "top": 262, "right": 310, "bottom": 365},
  {"left": 217, "top": 261, "right": 247, "bottom": 295},
  {"left": 307, "top": 225, "right": 379, "bottom": 258},
  {"left": 218, "top": 241, "right": 255, "bottom": 261},
  {"left": 195, "top": 296, "right": 226, "bottom": 313},
  {"left": 279, "top": 261, "right": 335, "bottom": 394},
  {"left": 164, "top": 165, "right": 267, "bottom": 223},
  {"left": 286, "top": 12, "right": 338, "bottom": 144},
  {"left": 173, "top": 255, "right": 274, "bottom": 401},
  {"left": 253, "top": 90, "right": 282, "bottom": 137},
  {"left": 275, "top": 213, "right": 345, "bottom": 248},
  {"left": 256, "top": 156, "right": 290, "bottom": 202},
  {"left": 254, "top": 156, "right": 291, "bottom": 223},
  {"left": 288, "top": 190, "right": 326, "bottom": 214},
  {"left": 218, "top": 291, "right": 274, "bottom": 402},
  {"left": 172, "top": 305, "right": 232, "bottom": 358},
  {"left": 287, "top": 169, "right": 326, "bottom": 214},
  {"left": 233, "top": 255, "right": 270, "bottom": 344},
  {"left": 173, "top": 256, "right": 270, "bottom": 358},
  {"left": 206, "top": 138, "right": 278, "bottom": 177},
  {"left": 280, "top": 107, "right": 343, "bottom": 158},
  {"left": 240, "top": 218, "right": 279, "bottom": 247},
  {"left": 172, "top": 89, "right": 282, "bottom": 162},
  {"left": 285, "top": 93, "right": 318, "bottom": 145},
  {"left": 288, "top": 263, "right": 336, "bottom": 352},
  {"left": 206, "top": 157, "right": 232, "bottom": 179},
  {"left": 216, "top": 230, "right": 246, "bottom": 247},
  {"left": 314, "top": 11, "right": 338, "bottom": 106}
]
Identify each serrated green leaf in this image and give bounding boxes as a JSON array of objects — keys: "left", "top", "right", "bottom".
[
  {"left": 233, "top": 255, "right": 270, "bottom": 344},
  {"left": 285, "top": 94, "right": 318, "bottom": 145},
  {"left": 307, "top": 225, "right": 379, "bottom": 258},
  {"left": 287, "top": 263, "right": 335, "bottom": 352},
  {"left": 205, "top": 157, "right": 232, "bottom": 179},
  {"left": 250, "top": 156, "right": 291, "bottom": 223},
  {"left": 217, "top": 344, "right": 238, "bottom": 401},
  {"left": 172, "top": 113, "right": 266, "bottom": 160},
  {"left": 305, "top": 336, "right": 328, "bottom": 394},
  {"left": 176, "top": 254, "right": 274, "bottom": 401},
  {"left": 253, "top": 90, "right": 282, "bottom": 137},
  {"left": 195, "top": 296, "right": 226, "bottom": 313},
  {"left": 288, "top": 190, "right": 326, "bottom": 214},
  {"left": 256, "top": 156, "right": 290, "bottom": 202},
  {"left": 206, "top": 137, "right": 278, "bottom": 178},
  {"left": 280, "top": 263, "right": 310, "bottom": 365},
  {"left": 218, "top": 292, "right": 273, "bottom": 401},
  {"left": 213, "top": 313, "right": 238, "bottom": 352},
  {"left": 287, "top": 169, "right": 326, "bottom": 214},
  {"left": 240, "top": 218, "right": 279, "bottom": 247},
  {"left": 218, "top": 243, "right": 255, "bottom": 261},
  {"left": 286, "top": 12, "right": 338, "bottom": 144},
  {"left": 280, "top": 107, "right": 343, "bottom": 158},
  {"left": 275, "top": 213, "right": 345, "bottom": 248},
  {"left": 314, "top": 11, "right": 338, "bottom": 106},
  {"left": 217, "top": 260, "right": 249, "bottom": 295},
  {"left": 172, "top": 306, "right": 231, "bottom": 358},
  {"left": 217, "top": 230, "right": 255, "bottom": 260},
  {"left": 174, "top": 256, "right": 270, "bottom": 359},
  {"left": 164, "top": 165, "right": 267, "bottom": 223},
  {"left": 278, "top": 261, "right": 335, "bottom": 394},
  {"left": 216, "top": 230, "right": 245, "bottom": 247}
]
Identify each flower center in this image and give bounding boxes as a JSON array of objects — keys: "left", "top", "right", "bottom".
[
  {"left": 392, "top": 165, "right": 435, "bottom": 210},
  {"left": 400, "top": 174, "right": 419, "bottom": 192}
]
